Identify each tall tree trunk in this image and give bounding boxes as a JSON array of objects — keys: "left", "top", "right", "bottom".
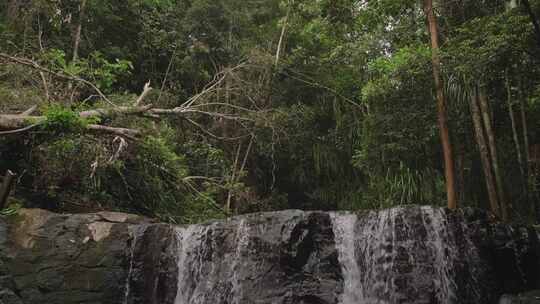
[
  {"left": 519, "top": 86, "right": 531, "bottom": 176},
  {"left": 518, "top": 81, "right": 540, "bottom": 220},
  {"left": 424, "top": 0, "right": 457, "bottom": 210},
  {"left": 522, "top": 0, "right": 540, "bottom": 48},
  {"left": 72, "top": 0, "right": 87, "bottom": 62},
  {"left": 6, "top": 0, "right": 20, "bottom": 25},
  {"left": 508, "top": 80, "right": 524, "bottom": 170},
  {"left": 275, "top": 1, "right": 291, "bottom": 68},
  {"left": 506, "top": 74, "right": 527, "bottom": 191},
  {"left": 478, "top": 88, "right": 508, "bottom": 221},
  {"left": 455, "top": 138, "right": 467, "bottom": 204},
  {"left": 470, "top": 89, "right": 501, "bottom": 218}
]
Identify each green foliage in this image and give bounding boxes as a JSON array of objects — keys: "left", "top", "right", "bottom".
[
  {"left": 358, "top": 162, "right": 446, "bottom": 209},
  {"left": 2, "top": 0, "right": 540, "bottom": 224},
  {"left": 0, "top": 202, "right": 22, "bottom": 216},
  {"left": 42, "top": 49, "right": 133, "bottom": 92},
  {"left": 87, "top": 52, "right": 133, "bottom": 91},
  {"left": 444, "top": 12, "right": 532, "bottom": 81},
  {"left": 362, "top": 44, "right": 431, "bottom": 101},
  {"left": 31, "top": 136, "right": 101, "bottom": 199},
  {"left": 42, "top": 105, "right": 85, "bottom": 132}
]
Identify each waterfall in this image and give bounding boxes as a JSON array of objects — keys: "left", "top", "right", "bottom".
[
  {"left": 174, "top": 219, "right": 252, "bottom": 304},
  {"left": 330, "top": 206, "right": 478, "bottom": 304},
  {"left": 164, "top": 207, "right": 490, "bottom": 304},
  {"left": 330, "top": 209, "right": 398, "bottom": 304},
  {"left": 123, "top": 225, "right": 148, "bottom": 304},
  {"left": 230, "top": 219, "right": 249, "bottom": 304},
  {"left": 175, "top": 224, "right": 210, "bottom": 304},
  {"left": 420, "top": 206, "right": 458, "bottom": 303},
  {"left": 330, "top": 213, "right": 364, "bottom": 303}
]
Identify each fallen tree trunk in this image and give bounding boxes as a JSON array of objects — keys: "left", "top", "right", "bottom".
[{"left": 0, "top": 54, "right": 261, "bottom": 142}]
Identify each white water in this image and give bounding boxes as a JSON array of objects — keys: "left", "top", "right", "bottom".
[
  {"left": 331, "top": 209, "right": 397, "bottom": 304},
  {"left": 330, "top": 207, "right": 470, "bottom": 304},
  {"left": 123, "top": 225, "right": 147, "bottom": 304},
  {"left": 330, "top": 213, "right": 365, "bottom": 303},
  {"left": 174, "top": 219, "right": 251, "bottom": 304},
  {"left": 230, "top": 219, "right": 249, "bottom": 304},
  {"left": 420, "top": 206, "right": 457, "bottom": 303},
  {"left": 175, "top": 224, "right": 210, "bottom": 304},
  {"left": 169, "top": 207, "right": 484, "bottom": 304}
]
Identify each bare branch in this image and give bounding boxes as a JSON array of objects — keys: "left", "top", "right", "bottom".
[
  {"left": 79, "top": 104, "right": 153, "bottom": 119},
  {"left": 0, "top": 124, "right": 39, "bottom": 135},
  {"left": 21, "top": 105, "right": 38, "bottom": 116},
  {"left": 0, "top": 53, "right": 115, "bottom": 106},
  {"left": 135, "top": 81, "right": 152, "bottom": 106},
  {"left": 182, "top": 117, "right": 251, "bottom": 141},
  {"left": 39, "top": 72, "right": 50, "bottom": 101},
  {"left": 281, "top": 69, "right": 365, "bottom": 112},
  {"left": 87, "top": 124, "right": 139, "bottom": 140}
]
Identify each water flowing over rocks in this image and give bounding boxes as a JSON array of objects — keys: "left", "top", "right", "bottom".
[{"left": 0, "top": 206, "right": 539, "bottom": 304}]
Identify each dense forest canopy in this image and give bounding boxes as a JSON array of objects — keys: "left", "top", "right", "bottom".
[{"left": 0, "top": 0, "right": 539, "bottom": 224}]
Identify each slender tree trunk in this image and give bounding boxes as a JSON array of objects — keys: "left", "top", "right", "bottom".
[
  {"left": 520, "top": 88, "right": 531, "bottom": 173},
  {"left": 72, "top": 0, "right": 87, "bottom": 62},
  {"left": 424, "top": 0, "right": 458, "bottom": 210},
  {"left": 226, "top": 142, "right": 242, "bottom": 214},
  {"left": 275, "top": 1, "right": 291, "bottom": 68},
  {"left": 455, "top": 139, "right": 466, "bottom": 204},
  {"left": 6, "top": 0, "right": 20, "bottom": 25},
  {"left": 478, "top": 88, "right": 508, "bottom": 221},
  {"left": 508, "top": 80, "right": 523, "bottom": 170},
  {"left": 470, "top": 89, "right": 501, "bottom": 218},
  {"left": 506, "top": 74, "right": 526, "bottom": 189},
  {"left": 518, "top": 81, "right": 539, "bottom": 219},
  {"left": 522, "top": 0, "right": 540, "bottom": 48}
]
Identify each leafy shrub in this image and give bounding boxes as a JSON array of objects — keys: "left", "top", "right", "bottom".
[{"left": 42, "top": 105, "right": 86, "bottom": 132}]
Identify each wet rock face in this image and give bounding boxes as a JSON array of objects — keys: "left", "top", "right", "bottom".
[
  {"left": 0, "top": 206, "right": 539, "bottom": 304},
  {"left": 499, "top": 290, "right": 540, "bottom": 304},
  {"left": 0, "top": 209, "right": 152, "bottom": 304},
  {"left": 126, "top": 224, "right": 179, "bottom": 304},
  {"left": 173, "top": 211, "right": 343, "bottom": 304}
]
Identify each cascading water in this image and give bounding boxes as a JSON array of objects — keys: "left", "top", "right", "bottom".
[
  {"left": 230, "top": 219, "right": 249, "bottom": 304},
  {"left": 330, "top": 208, "right": 402, "bottom": 304},
  {"left": 147, "top": 207, "right": 501, "bottom": 304},
  {"left": 174, "top": 218, "right": 257, "bottom": 304},
  {"left": 420, "top": 206, "right": 458, "bottom": 303},
  {"left": 330, "top": 206, "right": 483, "bottom": 304},
  {"left": 175, "top": 224, "right": 210, "bottom": 304},
  {"left": 4, "top": 205, "right": 538, "bottom": 304},
  {"left": 123, "top": 224, "right": 148, "bottom": 304},
  {"left": 330, "top": 213, "right": 364, "bottom": 303}
]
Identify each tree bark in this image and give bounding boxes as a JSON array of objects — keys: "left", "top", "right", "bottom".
[
  {"left": 455, "top": 138, "right": 466, "bottom": 204},
  {"left": 275, "top": 1, "right": 291, "bottom": 68},
  {"left": 72, "top": 0, "right": 87, "bottom": 62},
  {"left": 518, "top": 81, "right": 539, "bottom": 219},
  {"left": 424, "top": 0, "right": 458, "bottom": 210},
  {"left": 478, "top": 88, "right": 508, "bottom": 221},
  {"left": 6, "top": 0, "right": 20, "bottom": 25},
  {"left": 506, "top": 74, "right": 526, "bottom": 190},
  {"left": 470, "top": 89, "right": 501, "bottom": 218},
  {"left": 519, "top": 87, "right": 531, "bottom": 174}
]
